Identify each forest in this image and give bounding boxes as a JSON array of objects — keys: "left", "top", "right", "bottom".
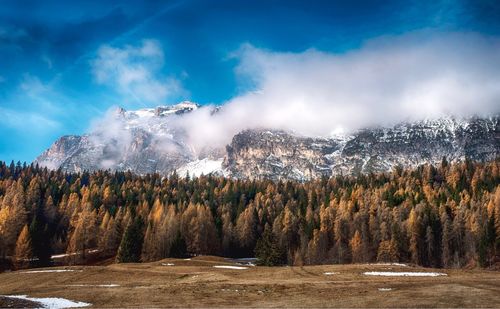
[{"left": 0, "top": 158, "right": 498, "bottom": 270}]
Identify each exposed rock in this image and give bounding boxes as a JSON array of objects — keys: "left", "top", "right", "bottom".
[{"left": 224, "top": 117, "right": 499, "bottom": 180}]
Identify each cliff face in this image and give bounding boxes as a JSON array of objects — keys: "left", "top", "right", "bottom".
[
  {"left": 224, "top": 130, "right": 342, "bottom": 180},
  {"left": 223, "top": 117, "right": 499, "bottom": 181}
]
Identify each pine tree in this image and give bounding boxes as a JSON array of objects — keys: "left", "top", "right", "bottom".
[
  {"left": 255, "top": 225, "right": 286, "bottom": 266},
  {"left": 116, "top": 217, "right": 145, "bottom": 263}
]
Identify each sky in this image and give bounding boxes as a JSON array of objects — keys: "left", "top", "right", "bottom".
[{"left": 1, "top": 0, "right": 500, "bottom": 163}]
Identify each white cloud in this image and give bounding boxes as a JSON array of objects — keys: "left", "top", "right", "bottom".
[
  {"left": 89, "top": 33, "right": 500, "bottom": 156},
  {"left": 176, "top": 32, "right": 500, "bottom": 151},
  {"left": 91, "top": 39, "right": 183, "bottom": 105}
]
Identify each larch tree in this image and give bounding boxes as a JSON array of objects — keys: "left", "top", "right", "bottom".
[
  {"left": 14, "top": 225, "right": 33, "bottom": 269},
  {"left": 66, "top": 205, "right": 98, "bottom": 264},
  {"left": 350, "top": 230, "right": 363, "bottom": 263}
]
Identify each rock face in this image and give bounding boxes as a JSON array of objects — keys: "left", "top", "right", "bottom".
[
  {"left": 224, "top": 130, "right": 342, "bottom": 180},
  {"left": 35, "top": 102, "right": 499, "bottom": 181},
  {"left": 224, "top": 117, "right": 499, "bottom": 180}
]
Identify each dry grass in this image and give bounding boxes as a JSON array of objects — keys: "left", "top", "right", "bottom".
[{"left": 0, "top": 256, "right": 499, "bottom": 308}]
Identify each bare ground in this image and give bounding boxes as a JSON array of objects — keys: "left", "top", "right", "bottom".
[{"left": 0, "top": 256, "right": 499, "bottom": 308}]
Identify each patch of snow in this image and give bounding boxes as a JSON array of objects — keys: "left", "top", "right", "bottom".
[
  {"left": 1, "top": 295, "right": 90, "bottom": 308},
  {"left": 183, "top": 258, "right": 191, "bottom": 261},
  {"left": 364, "top": 271, "right": 447, "bottom": 277},
  {"left": 323, "top": 272, "right": 338, "bottom": 275},
  {"left": 133, "top": 109, "right": 155, "bottom": 118},
  {"left": 22, "top": 269, "right": 81, "bottom": 274},
  {"left": 230, "top": 257, "right": 257, "bottom": 267},
  {"left": 368, "top": 263, "right": 408, "bottom": 267},
  {"left": 177, "top": 158, "right": 223, "bottom": 177},
  {"left": 378, "top": 288, "right": 393, "bottom": 291},
  {"left": 161, "top": 263, "right": 175, "bottom": 266},
  {"left": 52, "top": 253, "right": 74, "bottom": 259},
  {"left": 213, "top": 265, "right": 249, "bottom": 270},
  {"left": 52, "top": 249, "right": 99, "bottom": 259}
]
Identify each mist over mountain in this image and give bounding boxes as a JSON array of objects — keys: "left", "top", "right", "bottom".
[
  {"left": 35, "top": 101, "right": 499, "bottom": 181},
  {"left": 33, "top": 33, "right": 500, "bottom": 179}
]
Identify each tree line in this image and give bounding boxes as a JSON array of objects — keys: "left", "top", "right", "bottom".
[{"left": 0, "top": 158, "right": 498, "bottom": 269}]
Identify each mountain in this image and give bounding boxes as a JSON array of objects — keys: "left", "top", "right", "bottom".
[
  {"left": 225, "top": 117, "right": 499, "bottom": 180},
  {"left": 35, "top": 102, "right": 217, "bottom": 175},
  {"left": 35, "top": 102, "right": 499, "bottom": 181}
]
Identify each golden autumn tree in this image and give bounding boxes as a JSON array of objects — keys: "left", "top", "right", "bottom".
[{"left": 14, "top": 225, "right": 33, "bottom": 269}]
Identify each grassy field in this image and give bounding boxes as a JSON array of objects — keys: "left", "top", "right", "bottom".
[{"left": 0, "top": 256, "right": 499, "bottom": 308}]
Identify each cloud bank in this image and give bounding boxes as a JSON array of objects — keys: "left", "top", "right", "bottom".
[
  {"left": 91, "top": 33, "right": 500, "bottom": 155},
  {"left": 177, "top": 32, "right": 500, "bottom": 151},
  {"left": 91, "top": 39, "right": 183, "bottom": 105}
]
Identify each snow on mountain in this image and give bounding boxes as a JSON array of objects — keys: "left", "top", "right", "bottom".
[
  {"left": 176, "top": 158, "right": 224, "bottom": 177},
  {"left": 35, "top": 102, "right": 499, "bottom": 181},
  {"left": 36, "top": 101, "right": 221, "bottom": 175}
]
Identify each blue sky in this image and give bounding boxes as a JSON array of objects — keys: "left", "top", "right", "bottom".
[{"left": 1, "top": 0, "right": 499, "bottom": 163}]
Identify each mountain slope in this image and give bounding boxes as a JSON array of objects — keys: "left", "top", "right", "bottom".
[{"left": 35, "top": 103, "right": 499, "bottom": 180}]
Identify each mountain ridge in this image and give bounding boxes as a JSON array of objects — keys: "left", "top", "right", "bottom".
[{"left": 35, "top": 102, "right": 500, "bottom": 181}]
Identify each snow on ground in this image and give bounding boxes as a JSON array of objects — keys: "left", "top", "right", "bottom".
[
  {"left": 51, "top": 249, "right": 99, "bottom": 259},
  {"left": 369, "top": 263, "right": 408, "bottom": 267},
  {"left": 177, "top": 158, "right": 223, "bottom": 177},
  {"left": 323, "top": 272, "right": 338, "bottom": 275},
  {"left": 378, "top": 288, "right": 393, "bottom": 291},
  {"left": 183, "top": 258, "right": 192, "bottom": 261},
  {"left": 213, "top": 265, "right": 249, "bottom": 270},
  {"left": 364, "top": 271, "right": 447, "bottom": 277},
  {"left": 21, "top": 269, "right": 81, "bottom": 274},
  {"left": 161, "top": 263, "right": 175, "bottom": 266},
  {"left": 230, "top": 258, "right": 257, "bottom": 266},
  {"left": 2, "top": 295, "right": 90, "bottom": 308}
]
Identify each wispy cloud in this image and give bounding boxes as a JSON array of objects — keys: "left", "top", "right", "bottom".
[
  {"left": 0, "top": 106, "right": 60, "bottom": 131},
  {"left": 18, "top": 74, "right": 62, "bottom": 114},
  {"left": 0, "top": 24, "right": 28, "bottom": 42},
  {"left": 91, "top": 39, "right": 184, "bottom": 106},
  {"left": 41, "top": 55, "right": 53, "bottom": 69}
]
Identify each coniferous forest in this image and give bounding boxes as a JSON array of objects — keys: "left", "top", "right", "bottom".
[{"left": 0, "top": 159, "right": 498, "bottom": 271}]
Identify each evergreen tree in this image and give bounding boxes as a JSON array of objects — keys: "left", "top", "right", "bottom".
[
  {"left": 116, "top": 217, "right": 145, "bottom": 263},
  {"left": 255, "top": 225, "right": 286, "bottom": 266}
]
